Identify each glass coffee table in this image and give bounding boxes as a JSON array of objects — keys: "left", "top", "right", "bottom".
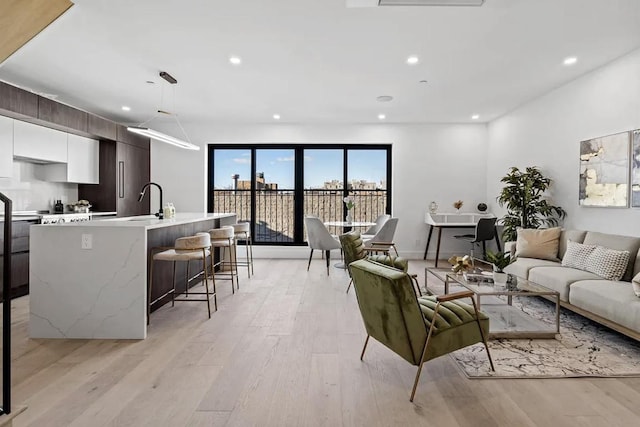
[{"left": 425, "top": 263, "right": 560, "bottom": 339}]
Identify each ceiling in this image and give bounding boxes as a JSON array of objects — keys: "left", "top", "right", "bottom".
[{"left": 0, "top": 0, "right": 639, "bottom": 128}]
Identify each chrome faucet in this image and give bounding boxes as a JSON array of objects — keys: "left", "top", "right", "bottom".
[{"left": 138, "top": 182, "right": 163, "bottom": 219}]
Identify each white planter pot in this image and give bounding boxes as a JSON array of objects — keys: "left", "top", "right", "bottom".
[{"left": 493, "top": 272, "right": 508, "bottom": 286}]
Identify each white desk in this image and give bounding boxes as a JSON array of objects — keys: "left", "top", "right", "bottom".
[{"left": 423, "top": 212, "right": 501, "bottom": 267}]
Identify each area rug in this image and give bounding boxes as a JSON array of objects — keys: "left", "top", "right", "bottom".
[{"left": 447, "top": 292, "right": 640, "bottom": 379}]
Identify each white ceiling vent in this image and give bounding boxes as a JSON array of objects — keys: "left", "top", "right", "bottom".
[
  {"left": 378, "top": 0, "right": 485, "bottom": 5},
  {"left": 346, "top": 0, "right": 484, "bottom": 7}
]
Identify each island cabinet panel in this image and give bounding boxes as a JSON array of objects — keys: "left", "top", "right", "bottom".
[
  {"left": 0, "top": 81, "right": 38, "bottom": 118},
  {"left": 146, "top": 215, "right": 236, "bottom": 312},
  {"left": 38, "top": 96, "right": 88, "bottom": 133}
]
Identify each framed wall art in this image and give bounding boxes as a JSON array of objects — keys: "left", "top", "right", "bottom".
[
  {"left": 579, "top": 131, "right": 630, "bottom": 207},
  {"left": 632, "top": 129, "right": 640, "bottom": 208}
]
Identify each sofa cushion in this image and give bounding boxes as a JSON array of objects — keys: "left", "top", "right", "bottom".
[
  {"left": 558, "top": 229, "right": 587, "bottom": 259},
  {"left": 586, "top": 245, "right": 630, "bottom": 281},
  {"left": 515, "top": 227, "right": 561, "bottom": 261},
  {"left": 569, "top": 280, "right": 640, "bottom": 333},
  {"left": 561, "top": 241, "right": 595, "bottom": 271},
  {"left": 504, "top": 257, "right": 561, "bottom": 280},
  {"left": 583, "top": 231, "right": 640, "bottom": 282},
  {"left": 528, "top": 266, "right": 602, "bottom": 302}
]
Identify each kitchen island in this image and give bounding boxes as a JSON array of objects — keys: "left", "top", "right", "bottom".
[{"left": 29, "top": 212, "right": 236, "bottom": 339}]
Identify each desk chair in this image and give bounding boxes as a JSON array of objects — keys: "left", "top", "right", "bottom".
[{"left": 453, "top": 217, "right": 497, "bottom": 261}]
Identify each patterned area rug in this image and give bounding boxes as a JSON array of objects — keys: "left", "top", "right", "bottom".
[{"left": 449, "top": 294, "right": 640, "bottom": 378}]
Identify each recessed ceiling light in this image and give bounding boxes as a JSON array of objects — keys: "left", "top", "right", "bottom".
[
  {"left": 122, "top": 106, "right": 131, "bottom": 111},
  {"left": 406, "top": 55, "right": 419, "bottom": 65},
  {"left": 273, "top": 114, "right": 281, "bottom": 120},
  {"left": 229, "top": 56, "right": 242, "bottom": 65},
  {"left": 471, "top": 114, "right": 479, "bottom": 120},
  {"left": 378, "top": 114, "right": 386, "bottom": 120},
  {"left": 145, "top": 80, "right": 155, "bottom": 84},
  {"left": 419, "top": 80, "right": 428, "bottom": 84},
  {"left": 376, "top": 95, "right": 394, "bottom": 102},
  {"left": 563, "top": 56, "right": 577, "bottom": 66}
]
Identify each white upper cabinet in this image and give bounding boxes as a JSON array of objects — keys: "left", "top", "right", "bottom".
[
  {"left": 13, "top": 120, "right": 67, "bottom": 163},
  {"left": 0, "top": 115, "right": 12, "bottom": 177},
  {"left": 37, "top": 135, "right": 99, "bottom": 184}
]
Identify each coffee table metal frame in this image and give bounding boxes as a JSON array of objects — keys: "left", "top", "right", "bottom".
[{"left": 425, "top": 265, "right": 560, "bottom": 339}]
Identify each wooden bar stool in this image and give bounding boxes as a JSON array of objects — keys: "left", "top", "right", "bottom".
[
  {"left": 232, "top": 222, "right": 254, "bottom": 278},
  {"left": 203, "top": 226, "right": 239, "bottom": 293},
  {"left": 148, "top": 233, "right": 216, "bottom": 324}
]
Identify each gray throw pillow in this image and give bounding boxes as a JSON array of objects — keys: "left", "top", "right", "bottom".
[
  {"left": 562, "top": 241, "right": 630, "bottom": 281},
  {"left": 561, "top": 241, "right": 595, "bottom": 271}
]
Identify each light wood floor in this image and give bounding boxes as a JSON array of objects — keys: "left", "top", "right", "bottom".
[{"left": 3, "top": 259, "right": 640, "bottom": 427}]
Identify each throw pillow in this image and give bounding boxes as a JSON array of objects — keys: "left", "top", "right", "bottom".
[
  {"left": 585, "top": 246, "right": 630, "bottom": 282},
  {"left": 515, "top": 227, "right": 562, "bottom": 261},
  {"left": 562, "top": 241, "right": 596, "bottom": 271},
  {"left": 631, "top": 272, "right": 640, "bottom": 297}
]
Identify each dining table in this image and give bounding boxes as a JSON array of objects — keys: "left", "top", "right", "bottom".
[{"left": 324, "top": 220, "right": 376, "bottom": 268}]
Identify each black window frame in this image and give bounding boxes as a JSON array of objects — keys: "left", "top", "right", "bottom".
[{"left": 207, "top": 143, "right": 392, "bottom": 245}]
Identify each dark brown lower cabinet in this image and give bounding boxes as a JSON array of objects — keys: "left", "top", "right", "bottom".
[{"left": 0, "top": 220, "right": 36, "bottom": 300}]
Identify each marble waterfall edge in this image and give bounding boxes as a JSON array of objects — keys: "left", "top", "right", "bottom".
[{"left": 30, "top": 226, "right": 147, "bottom": 339}]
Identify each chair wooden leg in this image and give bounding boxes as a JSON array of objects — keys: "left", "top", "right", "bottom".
[
  {"left": 470, "top": 297, "right": 495, "bottom": 371},
  {"left": 147, "top": 253, "right": 154, "bottom": 325},
  {"left": 171, "top": 261, "right": 176, "bottom": 306},
  {"left": 360, "top": 335, "right": 370, "bottom": 361},
  {"left": 346, "top": 278, "right": 353, "bottom": 293},
  {"left": 307, "top": 249, "right": 314, "bottom": 271},
  {"left": 411, "top": 303, "right": 439, "bottom": 402}
]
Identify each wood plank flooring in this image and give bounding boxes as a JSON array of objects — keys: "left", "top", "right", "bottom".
[{"left": 3, "top": 259, "right": 640, "bottom": 426}]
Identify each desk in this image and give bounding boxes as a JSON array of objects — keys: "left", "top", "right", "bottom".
[{"left": 423, "top": 212, "right": 501, "bottom": 267}]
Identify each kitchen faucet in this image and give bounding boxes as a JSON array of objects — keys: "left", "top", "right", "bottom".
[{"left": 138, "top": 182, "right": 163, "bottom": 219}]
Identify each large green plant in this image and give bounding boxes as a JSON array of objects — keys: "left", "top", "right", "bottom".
[{"left": 497, "top": 166, "right": 566, "bottom": 242}]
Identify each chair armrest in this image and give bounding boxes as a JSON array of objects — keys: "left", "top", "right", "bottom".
[
  {"left": 504, "top": 241, "right": 516, "bottom": 258},
  {"left": 436, "top": 290, "right": 474, "bottom": 302}
]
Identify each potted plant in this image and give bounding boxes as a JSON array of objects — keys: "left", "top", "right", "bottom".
[
  {"left": 497, "top": 166, "right": 567, "bottom": 242},
  {"left": 486, "top": 250, "right": 514, "bottom": 285}
]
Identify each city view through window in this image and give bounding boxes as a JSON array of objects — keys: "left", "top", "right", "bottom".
[{"left": 209, "top": 145, "right": 390, "bottom": 244}]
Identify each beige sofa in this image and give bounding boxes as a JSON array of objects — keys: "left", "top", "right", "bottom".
[{"left": 505, "top": 230, "right": 640, "bottom": 340}]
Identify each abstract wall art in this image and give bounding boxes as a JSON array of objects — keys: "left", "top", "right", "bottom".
[{"left": 579, "top": 131, "right": 630, "bottom": 207}]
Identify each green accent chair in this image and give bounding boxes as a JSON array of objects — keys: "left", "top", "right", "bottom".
[
  {"left": 349, "top": 259, "right": 494, "bottom": 402},
  {"left": 339, "top": 230, "right": 418, "bottom": 294}
]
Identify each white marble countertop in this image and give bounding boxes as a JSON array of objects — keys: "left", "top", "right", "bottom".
[{"left": 40, "top": 212, "right": 236, "bottom": 229}]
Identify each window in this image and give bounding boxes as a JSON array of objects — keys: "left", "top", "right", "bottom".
[{"left": 208, "top": 144, "right": 391, "bottom": 245}]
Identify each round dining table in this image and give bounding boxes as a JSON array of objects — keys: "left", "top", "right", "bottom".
[{"left": 324, "top": 221, "right": 376, "bottom": 268}]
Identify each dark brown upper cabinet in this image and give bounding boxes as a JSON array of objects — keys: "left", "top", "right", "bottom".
[
  {"left": 38, "top": 96, "right": 88, "bottom": 133},
  {"left": 0, "top": 81, "right": 38, "bottom": 118},
  {"left": 88, "top": 114, "right": 117, "bottom": 140}
]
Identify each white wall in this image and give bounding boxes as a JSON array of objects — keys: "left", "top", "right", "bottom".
[
  {"left": 0, "top": 160, "right": 77, "bottom": 212},
  {"left": 152, "top": 123, "right": 490, "bottom": 258},
  {"left": 487, "top": 48, "right": 640, "bottom": 237}
]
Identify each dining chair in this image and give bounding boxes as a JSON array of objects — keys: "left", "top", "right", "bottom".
[
  {"left": 304, "top": 216, "right": 342, "bottom": 275},
  {"left": 363, "top": 214, "right": 390, "bottom": 235},
  {"left": 362, "top": 217, "right": 399, "bottom": 256}
]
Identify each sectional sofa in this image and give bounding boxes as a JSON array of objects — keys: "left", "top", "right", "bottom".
[{"left": 505, "top": 229, "right": 640, "bottom": 341}]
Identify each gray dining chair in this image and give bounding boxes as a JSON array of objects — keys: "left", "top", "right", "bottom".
[
  {"left": 362, "top": 217, "right": 399, "bottom": 253},
  {"left": 363, "top": 214, "right": 390, "bottom": 236},
  {"left": 304, "top": 216, "right": 342, "bottom": 275}
]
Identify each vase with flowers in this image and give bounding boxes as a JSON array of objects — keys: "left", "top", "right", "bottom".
[
  {"left": 344, "top": 195, "right": 355, "bottom": 223},
  {"left": 453, "top": 200, "right": 463, "bottom": 213}
]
